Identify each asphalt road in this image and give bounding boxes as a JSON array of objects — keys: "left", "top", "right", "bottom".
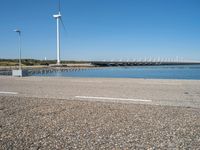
[
  {"left": 1, "top": 76, "right": 200, "bottom": 149},
  {"left": 0, "top": 76, "right": 200, "bottom": 108}
]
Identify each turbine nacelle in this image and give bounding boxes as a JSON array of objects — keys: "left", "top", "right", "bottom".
[
  {"left": 14, "top": 29, "right": 21, "bottom": 33},
  {"left": 53, "top": 12, "right": 61, "bottom": 18}
]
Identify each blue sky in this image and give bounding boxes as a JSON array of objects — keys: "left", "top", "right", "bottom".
[{"left": 0, "top": 0, "right": 200, "bottom": 61}]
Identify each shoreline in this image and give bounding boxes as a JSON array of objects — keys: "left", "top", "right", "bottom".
[
  {"left": 0, "top": 65, "right": 101, "bottom": 76},
  {"left": 1, "top": 74, "right": 200, "bottom": 82},
  {"left": 1, "top": 73, "right": 200, "bottom": 81}
]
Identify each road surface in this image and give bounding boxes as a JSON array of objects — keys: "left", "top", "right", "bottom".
[
  {"left": 0, "top": 76, "right": 200, "bottom": 108},
  {"left": 1, "top": 76, "right": 200, "bottom": 149}
]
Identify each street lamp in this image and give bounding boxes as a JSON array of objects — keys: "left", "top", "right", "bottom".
[
  {"left": 14, "top": 29, "right": 21, "bottom": 70},
  {"left": 12, "top": 29, "right": 25, "bottom": 77}
]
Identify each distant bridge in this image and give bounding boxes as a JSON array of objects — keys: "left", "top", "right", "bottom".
[{"left": 91, "top": 61, "right": 200, "bottom": 67}]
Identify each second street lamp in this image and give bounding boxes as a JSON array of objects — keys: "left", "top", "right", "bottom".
[
  {"left": 12, "top": 29, "right": 23, "bottom": 77},
  {"left": 14, "top": 29, "right": 22, "bottom": 70}
]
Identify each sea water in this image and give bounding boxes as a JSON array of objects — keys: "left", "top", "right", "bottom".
[{"left": 32, "top": 65, "right": 200, "bottom": 80}]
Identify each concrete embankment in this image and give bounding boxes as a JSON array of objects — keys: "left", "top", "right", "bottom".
[{"left": 0, "top": 64, "right": 98, "bottom": 75}]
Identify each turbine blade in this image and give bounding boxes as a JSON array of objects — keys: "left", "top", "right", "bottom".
[
  {"left": 58, "top": 0, "right": 61, "bottom": 13},
  {"left": 60, "top": 17, "right": 67, "bottom": 33}
]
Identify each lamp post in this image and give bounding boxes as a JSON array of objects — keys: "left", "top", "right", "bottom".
[
  {"left": 12, "top": 29, "right": 23, "bottom": 77},
  {"left": 14, "top": 29, "right": 21, "bottom": 70}
]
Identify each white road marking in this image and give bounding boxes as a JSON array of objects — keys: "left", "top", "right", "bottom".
[
  {"left": 75, "top": 96, "right": 152, "bottom": 102},
  {"left": 71, "top": 81, "right": 103, "bottom": 83},
  {"left": 0, "top": 91, "right": 18, "bottom": 95}
]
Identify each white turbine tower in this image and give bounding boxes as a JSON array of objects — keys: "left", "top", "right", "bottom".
[{"left": 53, "top": 0, "right": 66, "bottom": 65}]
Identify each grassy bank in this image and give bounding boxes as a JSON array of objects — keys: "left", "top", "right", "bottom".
[{"left": 0, "top": 59, "right": 91, "bottom": 66}]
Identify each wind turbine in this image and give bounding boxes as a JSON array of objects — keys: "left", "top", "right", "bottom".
[{"left": 53, "top": 0, "right": 66, "bottom": 65}]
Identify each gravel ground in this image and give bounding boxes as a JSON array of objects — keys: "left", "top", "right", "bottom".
[{"left": 1, "top": 96, "right": 200, "bottom": 149}]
